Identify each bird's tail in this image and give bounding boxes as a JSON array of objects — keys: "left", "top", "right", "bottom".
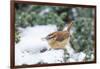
[
  {"left": 67, "top": 21, "right": 73, "bottom": 32},
  {"left": 63, "top": 21, "right": 73, "bottom": 32}
]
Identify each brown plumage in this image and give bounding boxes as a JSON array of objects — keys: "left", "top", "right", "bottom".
[{"left": 44, "top": 21, "right": 73, "bottom": 49}]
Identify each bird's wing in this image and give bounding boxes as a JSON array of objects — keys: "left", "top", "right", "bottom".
[
  {"left": 45, "top": 32, "right": 56, "bottom": 40},
  {"left": 55, "top": 32, "right": 70, "bottom": 41}
]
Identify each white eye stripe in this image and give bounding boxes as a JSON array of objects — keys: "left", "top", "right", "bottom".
[{"left": 47, "top": 35, "right": 55, "bottom": 39}]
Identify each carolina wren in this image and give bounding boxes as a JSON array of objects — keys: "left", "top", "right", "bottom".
[{"left": 43, "top": 21, "right": 73, "bottom": 49}]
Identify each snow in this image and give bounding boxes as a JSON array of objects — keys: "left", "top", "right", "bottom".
[
  {"left": 15, "top": 25, "right": 86, "bottom": 65},
  {"left": 68, "top": 52, "right": 86, "bottom": 62},
  {"left": 40, "top": 49, "right": 64, "bottom": 63}
]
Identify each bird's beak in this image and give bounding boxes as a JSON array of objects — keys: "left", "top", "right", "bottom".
[{"left": 41, "top": 37, "right": 46, "bottom": 41}]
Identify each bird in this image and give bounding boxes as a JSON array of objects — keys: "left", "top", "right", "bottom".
[{"left": 43, "top": 20, "right": 73, "bottom": 49}]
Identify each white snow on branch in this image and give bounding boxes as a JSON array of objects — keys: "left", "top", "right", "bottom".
[{"left": 15, "top": 25, "right": 86, "bottom": 65}]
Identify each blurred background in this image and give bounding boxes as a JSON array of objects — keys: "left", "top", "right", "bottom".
[{"left": 15, "top": 3, "right": 95, "bottom": 61}]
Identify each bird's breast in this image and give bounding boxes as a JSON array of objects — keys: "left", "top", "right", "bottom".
[{"left": 47, "top": 38, "right": 69, "bottom": 49}]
